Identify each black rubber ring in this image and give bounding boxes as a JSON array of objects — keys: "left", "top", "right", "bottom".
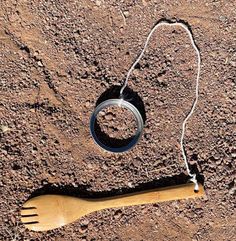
[{"left": 90, "top": 99, "right": 144, "bottom": 153}]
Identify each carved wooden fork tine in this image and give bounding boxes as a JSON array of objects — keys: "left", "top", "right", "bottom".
[{"left": 21, "top": 207, "right": 39, "bottom": 229}]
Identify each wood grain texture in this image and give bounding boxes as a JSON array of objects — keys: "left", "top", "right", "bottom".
[{"left": 21, "top": 183, "right": 204, "bottom": 231}]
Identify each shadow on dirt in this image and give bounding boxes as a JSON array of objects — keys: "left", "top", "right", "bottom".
[{"left": 28, "top": 171, "right": 204, "bottom": 200}]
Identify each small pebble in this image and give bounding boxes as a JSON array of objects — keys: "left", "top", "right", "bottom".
[
  {"left": 81, "top": 219, "right": 90, "bottom": 226},
  {"left": 95, "top": 0, "right": 102, "bottom": 6},
  {"left": 114, "top": 209, "right": 122, "bottom": 219},
  {"left": 2, "top": 149, "right": 7, "bottom": 155},
  {"left": 231, "top": 151, "right": 236, "bottom": 158},
  {"left": 99, "top": 111, "right": 105, "bottom": 116},
  {"left": 0, "top": 125, "right": 10, "bottom": 133},
  {"left": 230, "top": 60, "right": 236, "bottom": 67},
  {"left": 104, "top": 113, "right": 113, "bottom": 121},
  {"left": 133, "top": 69, "right": 139, "bottom": 76},
  {"left": 127, "top": 182, "right": 133, "bottom": 188},
  {"left": 229, "top": 186, "right": 236, "bottom": 195},
  {"left": 37, "top": 60, "right": 43, "bottom": 67},
  {"left": 87, "top": 163, "right": 93, "bottom": 169},
  {"left": 102, "top": 164, "right": 108, "bottom": 170},
  {"left": 79, "top": 225, "right": 88, "bottom": 234},
  {"left": 85, "top": 101, "right": 90, "bottom": 108},
  {"left": 123, "top": 11, "right": 129, "bottom": 18}
]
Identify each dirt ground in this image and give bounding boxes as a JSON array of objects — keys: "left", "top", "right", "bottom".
[{"left": 0, "top": 0, "right": 235, "bottom": 240}]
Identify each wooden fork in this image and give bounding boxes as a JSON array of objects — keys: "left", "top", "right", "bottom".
[{"left": 21, "top": 183, "right": 204, "bottom": 231}]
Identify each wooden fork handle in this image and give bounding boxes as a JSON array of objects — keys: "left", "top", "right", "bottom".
[
  {"left": 92, "top": 183, "right": 204, "bottom": 211},
  {"left": 21, "top": 183, "right": 204, "bottom": 232}
]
